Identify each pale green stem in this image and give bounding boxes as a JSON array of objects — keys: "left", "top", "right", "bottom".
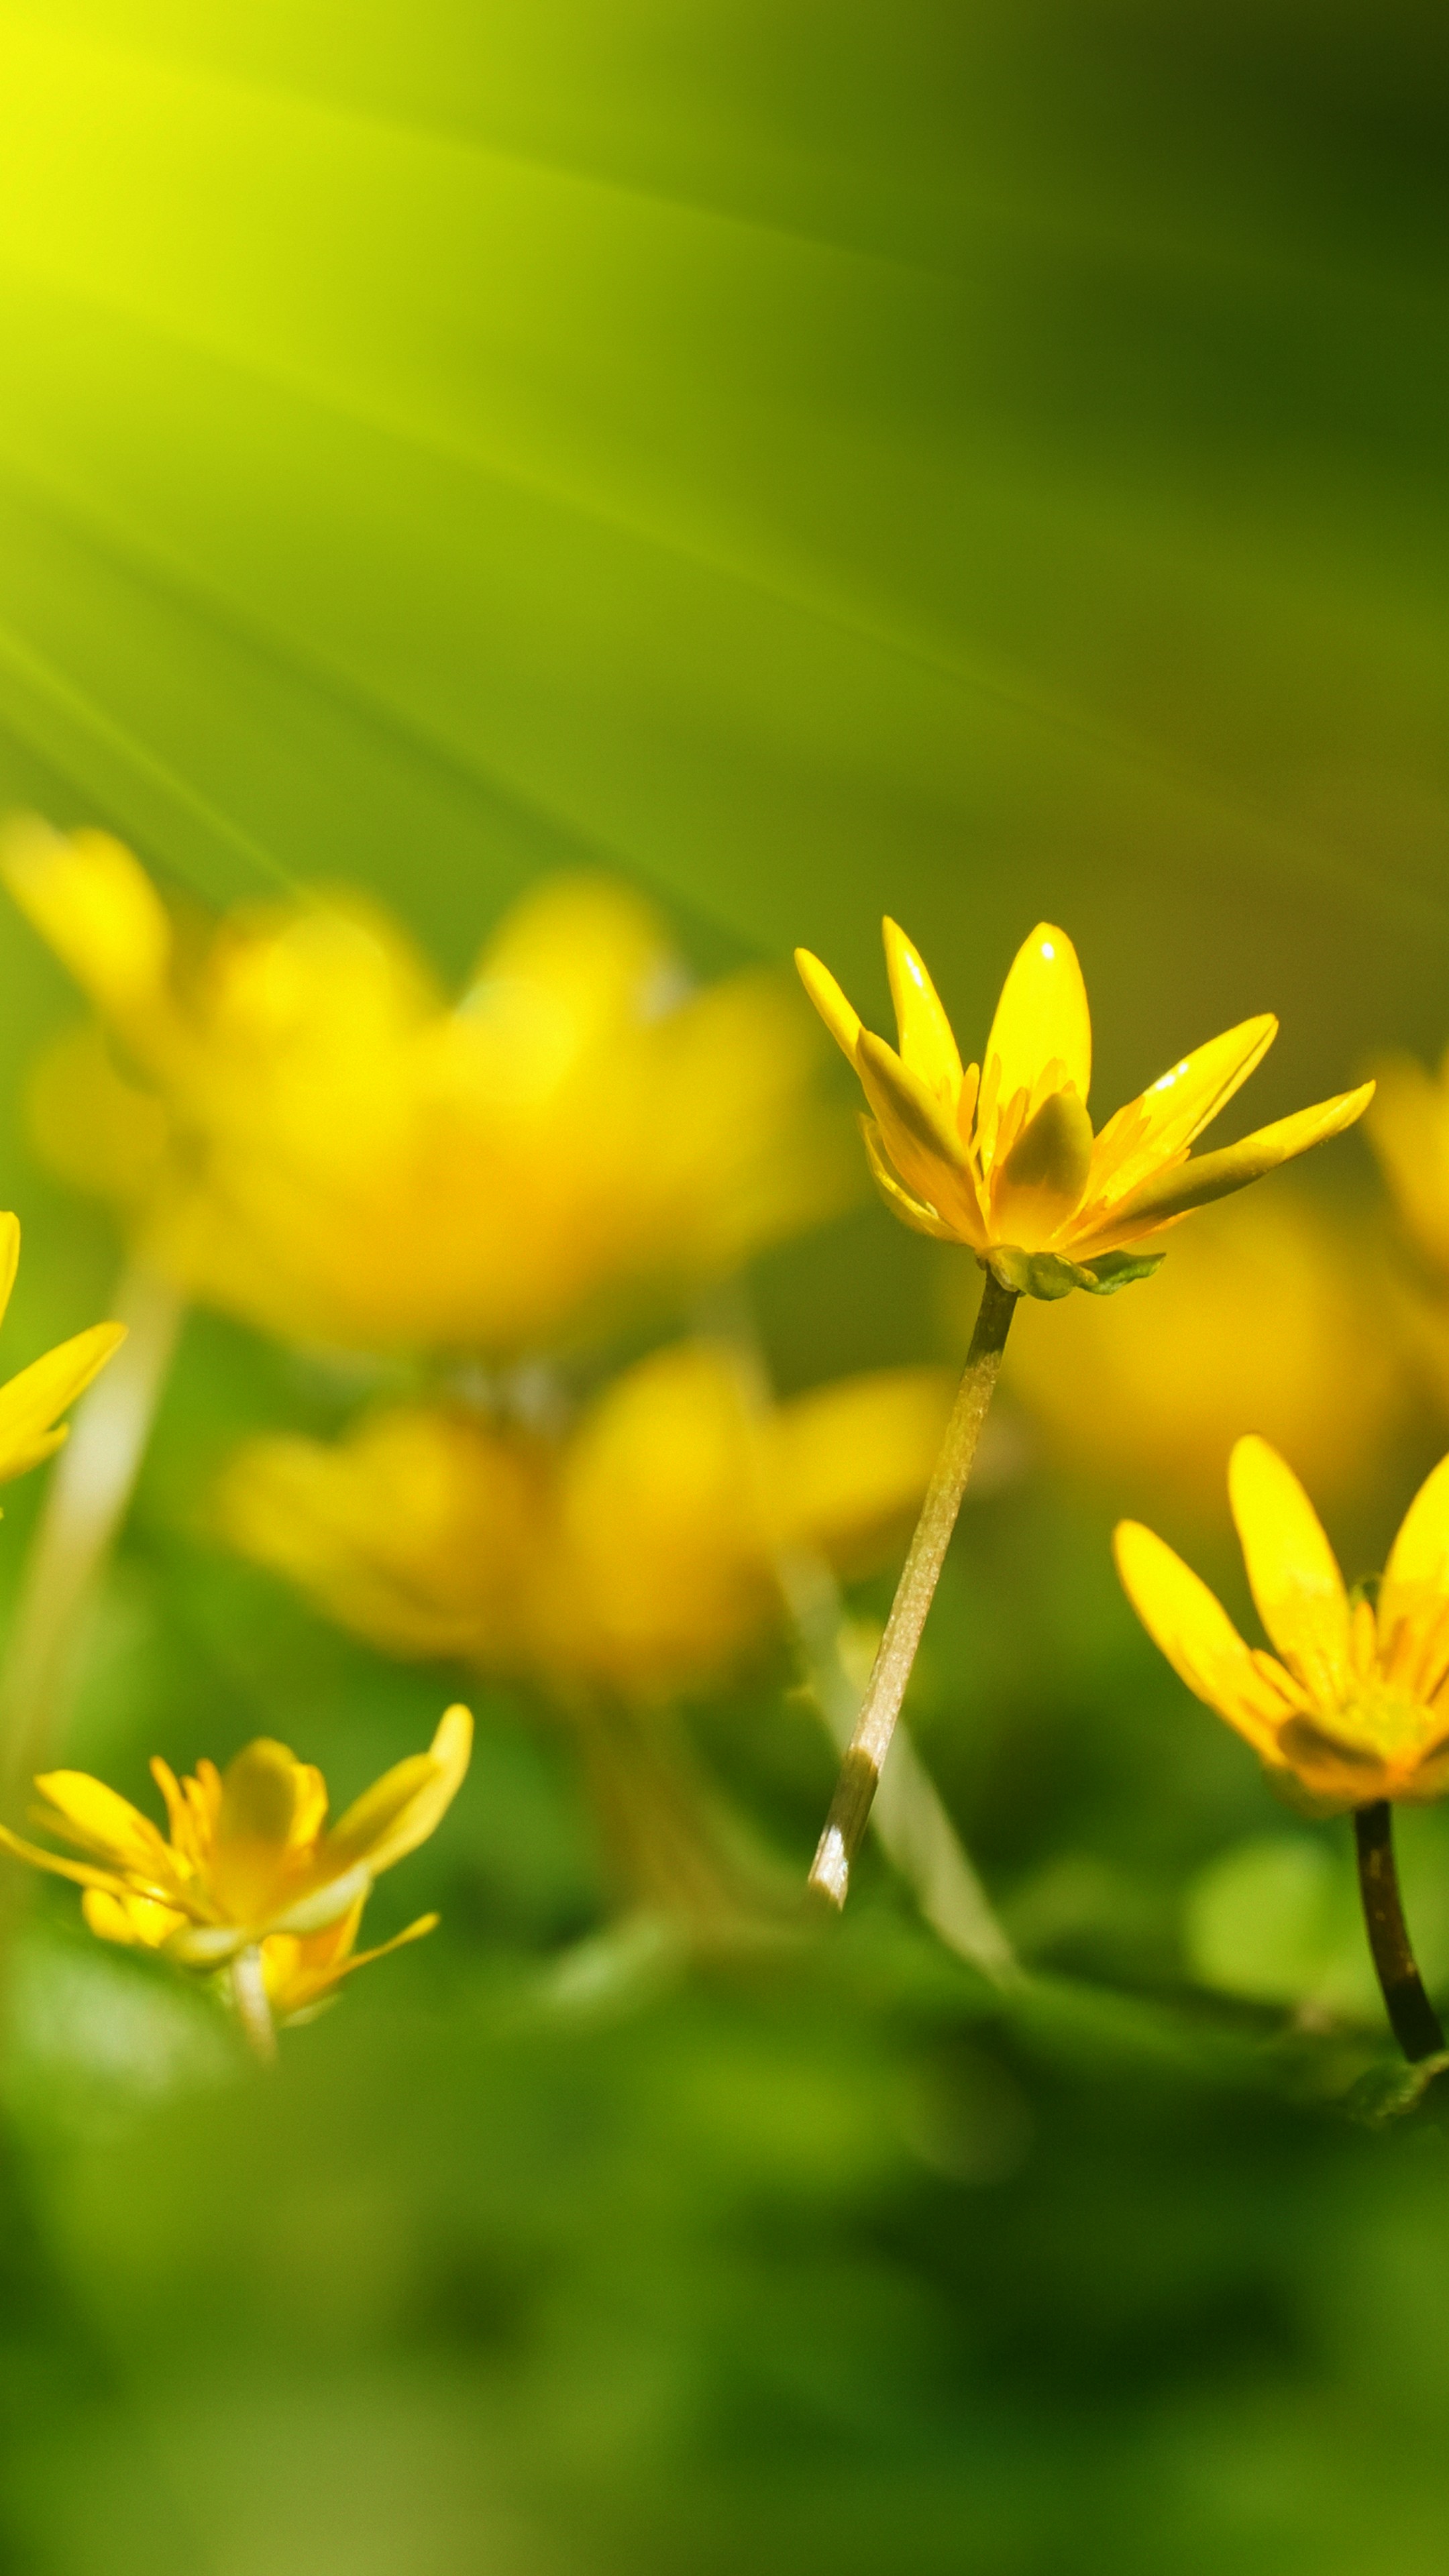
[
  {"left": 0, "top": 1258, "right": 184, "bottom": 1814},
  {"left": 230, "top": 1943, "right": 277, "bottom": 2065},
  {"left": 701, "top": 1277, "right": 1017, "bottom": 1976},
  {"left": 777, "top": 1538, "right": 1017, "bottom": 1981},
  {"left": 807, "top": 1273, "right": 1017, "bottom": 1910}
]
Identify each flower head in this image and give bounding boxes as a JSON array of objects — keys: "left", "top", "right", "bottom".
[
  {"left": 3, "top": 818, "right": 851, "bottom": 1356},
  {"left": 797, "top": 919, "right": 1374, "bottom": 1300},
  {"left": 0, "top": 1212, "right": 124, "bottom": 1489},
  {"left": 1116, "top": 1440, "right": 1449, "bottom": 1811},
  {"left": 215, "top": 1344, "right": 959, "bottom": 1706},
  {"left": 0, "top": 1707, "right": 472, "bottom": 2023}
]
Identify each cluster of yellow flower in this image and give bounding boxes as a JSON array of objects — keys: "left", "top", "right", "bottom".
[{"left": 5, "top": 814, "right": 1449, "bottom": 2064}]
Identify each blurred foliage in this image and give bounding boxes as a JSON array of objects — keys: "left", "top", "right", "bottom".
[{"left": 0, "top": 0, "right": 1447, "bottom": 2569}]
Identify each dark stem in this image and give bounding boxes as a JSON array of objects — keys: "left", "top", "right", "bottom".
[
  {"left": 1354, "top": 1801, "right": 1445, "bottom": 2063},
  {"left": 806, "top": 1268, "right": 1017, "bottom": 1911}
]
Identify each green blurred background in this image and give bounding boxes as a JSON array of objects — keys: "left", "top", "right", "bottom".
[{"left": 1, "top": 2, "right": 1449, "bottom": 2568}]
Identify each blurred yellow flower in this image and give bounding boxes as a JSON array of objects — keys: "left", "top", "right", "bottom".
[
  {"left": 1007, "top": 1187, "right": 1407, "bottom": 1513},
  {"left": 0, "top": 1211, "right": 124, "bottom": 1491},
  {"left": 797, "top": 918, "right": 1374, "bottom": 1301},
  {"left": 1116, "top": 1439, "right": 1449, "bottom": 1812},
  {"left": 0, "top": 1708, "right": 472, "bottom": 2043},
  {"left": 215, "top": 1343, "right": 957, "bottom": 1705},
  {"left": 1, "top": 818, "right": 851, "bottom": 1356},
  {"left": 1366, "top": 1046, "right": 1449, "bottom": 1279}
]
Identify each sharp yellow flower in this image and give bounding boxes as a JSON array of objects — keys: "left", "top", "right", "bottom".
[
  {"left": 0, "top": 1211, "right": 124, "bottom": 1490},
  {"left": 797, "top": 919, "right": 1375, "bottom": 1300},
  {"left": 1009, "top": 1187, "right": 1407, "bottom": 1512},
  {"left": 0, "top": 1707, "right": 472, "bottom": 2051},
  {"left": 215, "top": 1344, "right": 957, "bottom": 1706},
  {"left": 1, "top": 818, "right": 851, "bottom": 1357},
  {"left": 1116, "top": 1440, "right": 1449, "bottom": 1813}
]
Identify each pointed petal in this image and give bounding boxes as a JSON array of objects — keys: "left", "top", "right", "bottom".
[
  {"left": 0, "top": 1216, "right": 19, "bottom": 1335},
  {"left": 33, "top": 1769, "right": 170, "bottom": 1872},
  {"left": 0, "top": 816, "right": 174, "bottom": 1024},
  {"left": 0, "top": 1821, "right": 148, "bottom": 1902},
  {"left": 1102, "top": 1084, "right": 1375, "bottom": 1231},
  {"left": 1228, "top": 1436, "right": 1350, "bottom": 1705},
  {"left": 982, "top": 924, "right": 1091, "bottom": 1118},
  {"left": 860, "top": 1119, "right": 962, "bottom": 1241},
  {"left": 81, "top": 1888, "right": 185, "bottom": 1948},
  {"left": 794, "top": 949, "right": 862, "bottom": 1063},
  {"left": 1113, "top": 1520, "right": 1289, "bottom": 1761},
  {"left": 1381, "top": 1452, "right": 1449, "bottom": 1642},
  {"left": 0, "top": 1322, "right": 127, "bottom": 1487},
  {"left": 856, "top": 1030, "right": 969, "bottom": 1169},
  {"left": 882, "top": 920, "right": 963, "bottom": 1104},
  {"left": 1090, "top": 1016, "right": 1278, "bottom": 1203},
  {"left": 989, "top": 1089, "right": 1094, "bottom": 1248},
  {"left": 325, "top": 1705, "right": 473, "bottom": 1878}
]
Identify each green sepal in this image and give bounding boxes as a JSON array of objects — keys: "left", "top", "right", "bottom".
[
  {"left": 983, "top": 1245, "right": 1166, "bottom": 1302},
  {"left": 983, "top": 1247, "right": 1083, "bottom": 1301},
  {"left": 1076, "top": 1249, "right": 1166, "bottom": 1296}
]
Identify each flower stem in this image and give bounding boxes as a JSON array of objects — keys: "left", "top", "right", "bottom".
[
  {"left": 0, "top": 1258, "right": 183, "bottom": 1815},
  {"left": 807, "top": 1269, "right": 1017, "bottom": 1911},
  {"left": 231, "top": 1945, "right": 278, "bottom": 2065},
  {"left": 1354, "top": 1801, "right": 1445, "bottom": 2063}
]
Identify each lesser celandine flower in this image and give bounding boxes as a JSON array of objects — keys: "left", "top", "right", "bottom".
[
  {"left": 0, "top": 1708, "right": 472, "bottom": 2058},
  {"left": 0, "top": 1212, "right": 124, "bottom": 1491},
  {"left": 216, "top": 1345, "right": 956, "bottom": 1707},
  {"left": 799, "top": 920, "right": 1373, "bottom": 1301},
  {"left": 794, "top": 914, "right": 1375, "bottom": 1908},
  {"left": 1, "top": 818, "right": 850, "bottom": 1358},
  {"left": 1116, "top": 1440, "right": 1449, "bottom": 2061},
  {"left": 215, "top": 1346, "right": 956, "bottom": 1928}
]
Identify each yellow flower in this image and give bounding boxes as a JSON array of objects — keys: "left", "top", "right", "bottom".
[
  {"left": 215, "top": 1343, "right": 958, "bottom": 1705},
  {"left": 1116, "top": 1439, "right": 1449, "bottom": 1812},
  {"left": 2, "top": 818, "right": 851, "bottom": 1356},
  {"left": 1007, "top": 1186, "right": 1407, "bottom": 1513},
  {"left": 0, "top": 1707, "right": 472, "bottom": 2025},
  {"left": 0, "top": 1212, "right": 124, "bottom": 1489},
  {"left": 1365, "top": 1046, "right": 1449, "bottom": 1279},
  {"left": 796, "top": 918, "right": 1374, "bottom": 1300}
]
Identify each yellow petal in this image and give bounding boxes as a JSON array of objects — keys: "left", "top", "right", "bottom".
[
  {"left": 1381, "top": 1451, "right": 1449, "bottom": 1642},
  {"left": 0, "top": 1214, "right": 19, "bottom": 1334},
  {"left": 856, "top": 1030, "right": 969, "bottom": 1170},
  {"left": 0, "top": 1322, "right": 127, "bottom": 1487},
  {"left": 0, "top": 816, "right": 173, "bottom": 1023},
  {"left": 794, "top": 949, "right": 862, "bottom": 1064},
  {"left": 1228, "top": 1436, "right": 1350, "bottom": 1705},
  {"left": 982, "top": 924, "right": 1091, "bottom": 1120},
  {"left": 217, "top": 1739, "right": 309, "bottom": 1849},
  {"left": 882, "top": 920, "right": 963, "bottom": 1104},
  {"left": 33, "top": 1768, "right": 171, "bottom": 1873},
  {"left": 859, "top": 1118, "right": 963, "bottom": 1242},
  {"left": 1089, "top": 1016, "right": 1278, "bottom": 1203},
  {"left": 82, "top": 1887, "right": 185, "bottom": 1947},
  {"left": 1101, "top": 1084, "right": 1375, "bottom": 1233},
  {"left": 1113, "top": 1520, "right": 1289, "bottom": 1761},
  {"left": 989, "top": 1089, "right": 1094, "bottom": 1249},
  {"left": 0, "top": 1820, "right": 153, "bottom": 1903},
  {"left": 325, "top": 1705, "right": 473, "bottom": 1877}
]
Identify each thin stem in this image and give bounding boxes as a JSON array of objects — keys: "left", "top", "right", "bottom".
[
  {"left": 808, "top": 1270, "right": 1017, "bottom": 1911},
  {"left": 0, "top": 1259, "right": 183, "bottom": 1815},
  {"left": 777, "top": 1539, "right": 1018, "bottom": 1982},
  {"left": 1354, "top": 1801, "right": 1445, "bottom": 2063},
  {"left": 230, "top": 1945, "right": 278, "bottom": 2065}
]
